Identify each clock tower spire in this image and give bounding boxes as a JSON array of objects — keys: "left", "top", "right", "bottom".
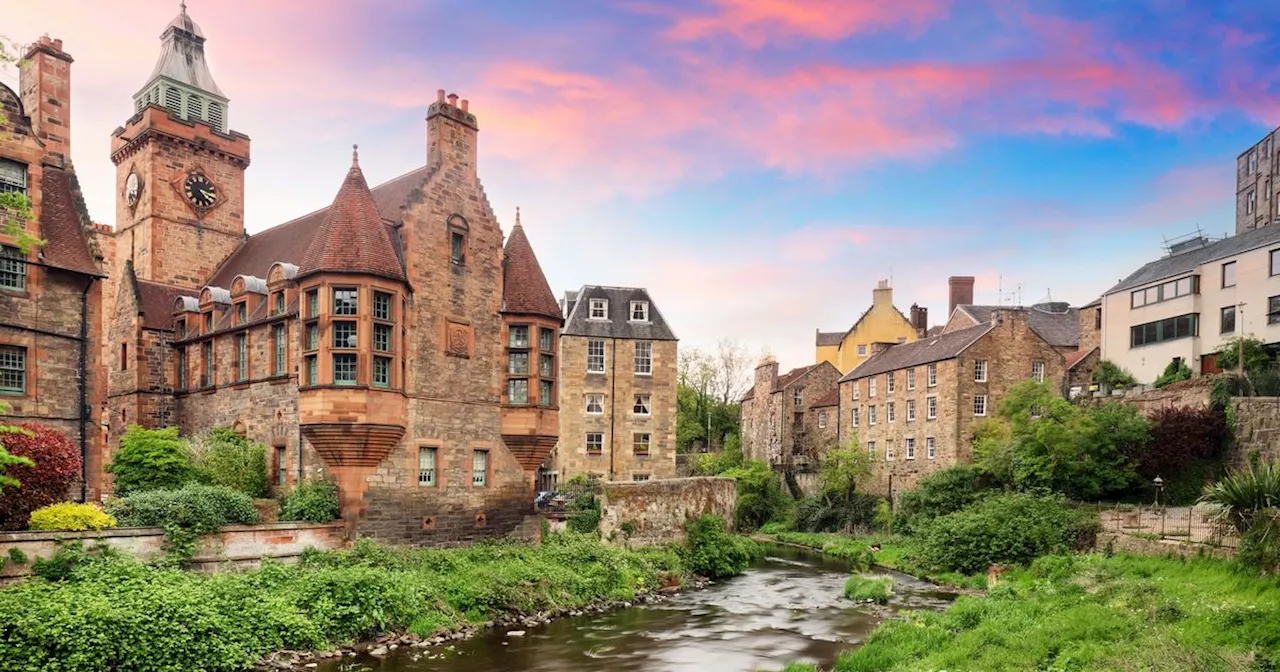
[{"left": 109, "top": 4, "right": 250, "bottom": 289}]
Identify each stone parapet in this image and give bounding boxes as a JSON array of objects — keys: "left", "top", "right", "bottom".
[{"left": 598, "top": 476, "right": 736, "bottom": 547}]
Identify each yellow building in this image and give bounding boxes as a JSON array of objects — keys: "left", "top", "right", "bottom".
[{"left": 815, "top": 280, "right": 924, "bottom": 374}]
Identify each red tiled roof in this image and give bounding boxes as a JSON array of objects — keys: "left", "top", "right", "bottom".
[
  {"left": 136, "top": 278, "right": 196, "bottom": 331},
  {"left": 776, "top": 364, "right": 817, "bottom": 390},
  {"left": 208, "top": 165, "right": 429, "bottom": 287},
  {"left": 37, "top": 166, "right": 102, "bottom": 277},
  {"left": 502, "top": 223, "right": 562, "bottom": 320},
  {"left": 1065, "top": 347, "right": 1096, "bottom": 369},
  {"left": 811, "top": 388, "right": 839, "bottom": 408},
  {"left": 298, "top": 153, "right": 406, "bottom": 283}
]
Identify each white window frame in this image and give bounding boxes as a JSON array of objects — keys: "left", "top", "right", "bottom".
[
  {"left": 851, "top": 406, "right": 859, "bottom": 427},
  {"left": 852, "top": 382, "right": 860, "bottom": 400},
  {"left": 588, "top": 298, "right": 608, "bottom": 320},
  {"left": 869, "top": 405, "right": 877, "bottom": 425},
  {"left": 472, "top": 449, "right": 489, "bottom": 487},
  {"left": 587, "top": 339, "right": 606, "bottom": 373},
  {"left": 906, "top": 368, "right": 915, "bottom": 390},
  {"left": 867, "top": 440, "right": 875, "bottom": 458},
  {"left": 1032, "top": 360, "right": 1045, "bottom": 383},
  {"left": 927, "top": 395, "right": 937, "bottom": 420},
  {"left": 886, "top": 401, "right": 895, "bottom": 423},
  {"left": 585, "top": 432, "right": 604, "bottom": 454},
  {"left": 629, "top": 301, "right": 649, "bottom": 322},
  {"left": 633, "top": 394, "right": 651, "bottom": 416},
  {"left": 886, "top": 373, "right": 895, "bottom": 393},
  {"left": 634, "top": 341, "right": 653, "bottom": 376},
  {"left": 586, "top": 393, "right": 605, "bottom": 414},
  {"left": 927, "top": 437, "right": 936, "bottom": 460},
  {"left": 905, "top": 438, "right": 916, "bottom": 460},
  {"left": 818, "top": 410, "right": 827, "bottom": 428},
  {"left": 974, "top": 359, "right": 987, "bottom": 383},
  {"left": 974, "top": 394, "right": 987, "bottom": 417},
  {"left": 927, "top": 363, "right": 937, "bottom": 387},
  {"left": 886, "top": 443, "right": 895, "bottom": 461},
  {"left": 418, "top": 447, "right": 437, "bottom": 487},
  {"left": 906, "top": 399, "right": 916, "bottom": 422},
  {"left": 869, "top": 378, "right": 877, "bottom": 397},
  {"left": 633, "top": 432, "right": 651, "bottom": 455},
  {"left": 857, "top": 344, "right": 867, "bottom": 357}
]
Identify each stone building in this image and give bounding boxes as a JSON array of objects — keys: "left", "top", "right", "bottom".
[
  {"left": 547, "top": 286, "right": 678, "bottom": 484},
  {"left": 740, "top": 359, "right": 841, "bottom": 468},
  {"left": 101, "top": 7, "right": 563, "bottom": 542},
  {"left": 1237, "top": 127, "right": 1279, "bottom": 234},
  {"left": 0, "top": 36, "right": 108, "bottom": 501},
  {"left": 815, "top": 280, "right": 925, "bottom": 375},
  {"left": 944, "top": 291, "right": 1095, "bottom": 390},
  {"left": 839, "top": 308, "right": 1068, "bottom": 499}
]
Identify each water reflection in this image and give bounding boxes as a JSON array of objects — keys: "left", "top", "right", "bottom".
[{"left": 318, "top": 545, "right": 956, "bottom": 672}]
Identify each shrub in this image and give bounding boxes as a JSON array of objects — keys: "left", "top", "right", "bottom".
[
  {"left": 108, "top": 483, "right": 259, "bottom": 533},
  {"left": 793, "top": 492, "right": 881, "bottom": 534},
  {"left": 0, "top": 423, "right": 81, "bottom": 530},
  {"left": 1199, "top": 461, "right": 1280, "bottom": 572},
  {"left": 279, "top": 479, "right": 341, "bottom": 523},
  {"left": 107, "top": 426, "right": 192, "bottom": 495},
  {"left": 918, "top": 492, "right": 1095, "bottom": 574},
  {"left": 188, "top": 428, "right": 268, "bottom": 498},
  {"left": 893, "top": 465, "right": 987, "bottom": 535},
  {"left": 720, "top": 459, "right": 790, "bottom": 531},
  {"left": 1138, "top": 406, "right": 1230, "bottom": 504},
  {"left": 1093, "top": 359, "right": 1138, "bottom": 391},
  {"left": 28, "top": 502, "right": 117, "bottom": 531},
  {"left": 683, "top": 514, "right": 758, "bottom": 579},
  {"left": 691, "top": 443, "right": 744, "bottom": 476},
  {"left": 0, "top": 442, "right": 34, "bottom": 493},
  {"left": 844, "top": 574, "right": 894, "bottom": 603}
]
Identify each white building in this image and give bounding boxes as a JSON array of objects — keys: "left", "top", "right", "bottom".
[{"left": 1100, "top": 226, "right": 1280, "bottom": 383}]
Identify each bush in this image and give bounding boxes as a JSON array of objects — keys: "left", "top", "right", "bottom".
[
  {"left": 893, "top": 465, "right": 987, "bottom": 535},
  {"left": 107, "top": 426, "right": 192, "bottom": 495},
  {"left": 721, "top": 459, "right": 790, "bottom": 531},
  {"left": 0, "top": 423, "right": 81, "bottom": 530},
  {"left": 793, "top": 492, "right": 881, "bottom": 533},
  {"left": 918, "top": 492, "right": 1096, "bottom": 574},
  {"left": 683, "top": 514, "right": 758, "bottom": 579},
  {"left": 1139, "top": 406, "right": 1231, "bottom": 504},
  {"left": 279, "top": 479, "right": 340, "bottom": 523},
  {"left": 28, "top": 502, "right": 117, "bottom": 531},
  {"left": 1093, "top": 359, "right": 1137, "bottom": 391},
  {"left": 1153, "top": 359, "right": 1192, "bottom": 388},
  {"left": 844, "top": 574, "right": 894, "bottom": 603},
  {"left": 108, "top": 483, "right": 259, "bottom": 534},
  {"left": 188, "top": 428, "right": 268, "bottom": 498}
]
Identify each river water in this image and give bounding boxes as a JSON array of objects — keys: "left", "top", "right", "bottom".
[{"left": 316, "top": 545, "right": 957, "bottom": 672}]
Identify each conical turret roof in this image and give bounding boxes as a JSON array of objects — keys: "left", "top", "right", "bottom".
[
  {"left": 299, "top": 147, "right": 406, "bottom": 283},
  {"left": 502, "top": 209, "right": 562, "bottom": 320}
]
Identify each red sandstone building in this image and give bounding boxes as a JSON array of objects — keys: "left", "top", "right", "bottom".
[{"left": 99, "top": 8, "right": 563, "bottom": 541}]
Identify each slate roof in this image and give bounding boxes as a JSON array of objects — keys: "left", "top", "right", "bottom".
[
  {"left": 777, "top": 363, "right": 819, "bottom": 389},
  {"left": 957, "top": 302, "right": 1079, "bottom": 349},
  {"left": 136, "top": 278, "right": 196, "bottom": 331},
  {"left": 740, "top": 388, "right": 755, "bottom": 402},
  {"left": 815, "top": 331, "right": 843, "bottom": 347},
  {"left": 208, "top": 165, "right": 429, "bottom": 287},
  {"left": 298, "top": 152, "right": 406, "bottom": 282},
  {"left": 145, "top": 7, "right": 224, "bottom": 97},
  {"left": 561, "top": 286, "right": 677, "bottom": 340},
  {"left": 501, "top": 223, "right": 561, "bottom": 320},
  {"left": 811, "top": 388, "right": 840, "bottom": 408},
  {"left": 841, "top": 322, "right": 993, "bottom": 382},
  {"left": 1105, "top": 225, "right": 1280, "bottom": 295},
  {"left": 37, "top": 166, "right": 102, "bottom": 277}
]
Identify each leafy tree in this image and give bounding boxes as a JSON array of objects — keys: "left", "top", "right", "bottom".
[
  {"left": 107, "top": 426, "right": 193, "bottom": 495},
  {"left": 893, "top": 465, "right": 988, "bottom": 534},
  {"left": 0, "top": 423, "right": 81, "bottom": 530},
  {"left": 0, "top": 444, "right": 33, "bottom": 493},
  {"left": 187, "top": 428, "right": 268, "bottom": 498},
  {"left": 1215, "top": 336, "right": 1274, "bottom": 377},
  {"left": 817, "top": 440, "right": 870, "bottom": 501},
  {"left": 720, "top": 459, "right": 789, "bottom": 531},
  {"left": 1092, "top": 359, "right": 1137, "bottom": 391},
  {"left": 675, "top": 341, "right": 752, "bottom": 452},
  {"left": 1152, "top": 358, "right": 1192, "bottom": 388}
]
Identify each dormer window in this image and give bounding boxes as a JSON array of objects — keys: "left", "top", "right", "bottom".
[
  {"left": 0, "top": 159, "right": 27, "bottom": 195},
  {"left": 589, "top": 299, "right": 608, "bottom": 320},
  {"left": 630, "top": 301, "right": 649, "bottom": 322},
  {"left": 203, "top": 311, "right": 213, "bottom": 333},
  {"left": 235, "top": 302, "right": 247, "bottom": 325},
  {"left": 274, "top": 292, "right": 285, "bottom": 315},
  {"left": 174, "top": 318, "right": 187, "bottom": 339}
]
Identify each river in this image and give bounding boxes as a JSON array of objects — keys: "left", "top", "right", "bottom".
[{"left": 316, "top": 545, "right": 957, "bottom": 672}]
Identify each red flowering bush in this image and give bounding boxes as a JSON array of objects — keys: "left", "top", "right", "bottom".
[{"left": 0, "top": 423, "right": 81, "bottom": 530}]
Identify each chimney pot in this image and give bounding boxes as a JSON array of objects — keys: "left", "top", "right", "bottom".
[
  {"left": 436, "top": 89, "right": 446, "bottom": 102},
  {"left": 447, "top": 93, "right": 459, "bottom": 106},
  {"left": 53, "top": 38, "right": 63, "bottom": 50},
  {"left": 460, "top": 99, "right": 469, "bottom": 112}
]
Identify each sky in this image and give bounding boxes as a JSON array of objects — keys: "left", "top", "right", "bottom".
[{"left": 6, "top": 0, "right": 1280, "bottom": 372}]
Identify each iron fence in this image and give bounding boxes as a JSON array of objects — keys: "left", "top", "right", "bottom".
[{"left": 1077, "top": 502, "right": 1240, "bottom": 551}]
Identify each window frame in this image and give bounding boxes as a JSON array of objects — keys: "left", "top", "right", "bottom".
[
  {"left": 633, "top": 393, "right": 651, "bottom": 416},
  {"left": 634, "top": 341, "right": 653, "bottom": 376},
  {"left": 906, "top": 398, "right": 916, "bottom": 422},
  {"left": 0, "top": 346, "right": 26, "bottom": 394},
  {"left": 905, "top": 438, "right": 916, "bottom": 460},
  {"left": 906, "top": 368, "right": 915, "bottom": 390},
  {"left": 818, "top": 410, "right": 827, "bottom": 428},
  {"left": 332, "top": 352, "right": 358, "bottom": 386},
  {"left": 886, "top": 401, "right": 895, "bottom": 423},
  {"left": 1271, "top": 249, "right": 1280, "bottom": 278},
  {"left": 471, "top": 449, "right": 489, "bottom": 488},
  {"left": 273, "top": 324, "right": 287, "bottom": 376},
  {"left": 585, "top": 432, "right": 604, "bottom": 455},
  {"left": 629, "top": 301, "right": 649, "bottom": 322},
  {"left": 587, "top": 339, "right": 606, "bottom": 373},
  {"left": 0, "top": 158, "right": 28, "bottom": 195},
  {"left": 974, "top": 359, "right": 988, "bottom": 383},
  {"left": 235, "top": 333, "right": 248, "bottom": 382},
  {"left": 588, "top": 298, "right": 608, "bottom": 320},
  {"left": 507, "top": 377, "right": 530, "bottom": 405},
  {"left": 332, "top": 287, "right": 358, "bottom": 316},
  {"left": 418, "top": 447, "right": 438, "bottom": 487},
  {"left": 1221, "top": 305, "right": 1236, "bottom": 334},
  {"left": 927, "top": 395, "right": 937, "bottom": 420},
  {"left": 632, "top": 432, "right": 651, "bottom": 455},
  {"left": 974, "top": 394, "right": 987, "bottom": 417},
  {"left": 1222, "top": 261, "right": 1237, "bottom": 289},
  {"left": 0, "top": 246, "right": 27, "bottom": 292},
  {"left": 1031, "top": 360, "right": 1045, "bottom": 383},
  {"left": 927, "top": 437, "right": 936, "bottom": 460},
  {"left": 1130, "top": 313, "right": 1199, "bottom": 348},
  {"left": 585, "top": 393, "right": 604, "bottom": 415},
  {"left": 927, "top": 363, "right": 937, "bottom": 387}
]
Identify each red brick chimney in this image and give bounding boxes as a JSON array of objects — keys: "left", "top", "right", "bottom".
[
  {"left": 948, "top": 276, "right": 974, "bottom": 319},
  {"left": 910, "top": 303, "right": 928, "bottom": 337},
  {"left": 20, "top": 36, "right": 74, "bottom": 165}
]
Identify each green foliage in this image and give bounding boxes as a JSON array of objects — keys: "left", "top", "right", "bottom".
[
  {"left": 108, "top": 484, "right": 258, "bottom": 562},
  {"left": 278, "top": 479, "right": 340, "bottom": 523},
  {"left": 720, "top": 459, "right": 790, "bottom": 531},
  {"left": 793, "top": 491, "right": 882, "bottom": 534},
  {"left": 843, "top": 574, "right": 894, "bottom": 603},
  {"left": 0, "top": 443, "right": 34, "bottom": 493},
  {"left": 1092, "top": 359, "right": 1137, "bottom": 391},
  {"left": 817, "top": 441, "right": 871, "bottom": 500},
  {"left": 562, "top": 474, "right": 603, "bottom": 534},
  {"left": 1199, "top": 461, "right": 1280, "bottom": 572},
  {"left": 917, "top": 492, "right": 1097, "bottom": 574},
  {"left": 1140, "top": 406, "right": 1231, "bottom": 504},
  {"left": 28, "top": 502, "right": 117, "bottom": 532},
  {"left": 690, "top": 441, "right": 745, "bottom": 476},
  {"left": 1152, "top": 358, "right": 1192, "bottom": 388},
  {"left": 0, "top": 422, "right": 82, "bottom": 530},
  {"left": 682, "top": 514, "right": 759, "bottom": 579},
  {"left": 1215, "top": 336, "right": 1274, "bottom": 376},
  {"left": 107, "top": 426, "right": 192, "bottom": 496},
  {"left": 893, "top": 465, "right": 988, "bottom": 535},
  {"left": 188, "top": 428, "right": 268, "bottom": 498}
]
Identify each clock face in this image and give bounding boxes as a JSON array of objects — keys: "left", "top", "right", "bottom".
[
  {"left": 183, "top": 173, "right": 217, "bottom": 209},
  {"left": 124, "top": 172, "right": 140, "bottom": 207}
]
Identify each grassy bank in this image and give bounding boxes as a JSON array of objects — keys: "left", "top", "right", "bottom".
[
  {"left": 786, "top": 551, "right": 1280, "bottom": 672},
  {"left": 0, "top": 533, "right": 733, "bottom": 672},
  {"left": 764, "top": 530, "right": 987, "bottom": 590}
]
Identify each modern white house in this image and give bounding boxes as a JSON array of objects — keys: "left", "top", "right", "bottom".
[{"left": 1100, "top": 225, "right": 1280, "bottom": 383}]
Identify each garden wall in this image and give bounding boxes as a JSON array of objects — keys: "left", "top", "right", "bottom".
[
  {"left": 598, "top": 477, "right": 736, "bottom": 547},
  {"left": 1231, "top": 397, "right": 1280, "bottom": 469},
  {"left": 1083, "top": 377, "right": 1214, "bottom": 414},
  {"left": 0, "top": 522, "right": 346, "bottom": 580},
  {"left": 1095, "top": 531, "right": 1234, "bottom": 562}
]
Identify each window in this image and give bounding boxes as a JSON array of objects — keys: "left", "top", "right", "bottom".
[
  {"left": 927, "top": 396, "right": 936, "bottom": 420},
  {"left": 851, "top": 406, "right": 859, "bottom": 427},
  {"left": 1221, "top": 306, "right": 1236, "bottom": 334},
  {"left": 1130, "top": 276, "right": 1198, "bottom": 310},
  {"left": 305, "top": 355, "right": 317, "bottom": 386},
  {"left": 869, "top": 405, "right": 877, "bottom": 425},
  {"left": 472, "top": 450, "right": 488, "bottom": 487},
  {"left": 857, "top": 344, "right": 867, "bottom": 357},
  {"left": 0, "top": 347, "right": 25, "bottom": 393},
  {"left": 886, "top": 444, "right": 895, "bottom": 461},
  {"left": 275, "top": 445, "right": 287, "bottom": 486},
  {"left": 974, "top": 394, "right": 987, "bottom": 416},
  {"left": 539, "top": 353, "right": 554, "bottom": 378},
  {"left": 630, "top": 301, "right": 649, "bottom": 322},
  {"left": 886, "top": 401, "right": 895, "bottom": 423},
  {"left": 886, "top": 373, "right": 895, "bottom": 393},
  {"left": 633, "top": 433, "right": 651, "bottom": 455},
  {"left": 906, "top": 368, "right": 915, "bottom": 390},
  {"left": 906, "top": 399, "right": 916, "bottom": 422},
  {"left": 589, "top": 298, "right": 608, "bottom": 319},
  {"left": 586, "top": 433, "right": 604, "bottom": 454},
  {"left": 586, "top": 393, "right": 604, "bottom": 414},
  {"left": 927, "top": 363, "right": 937, "bottom": 387},
  {"left": 635, "top": 341, "right": 653, "bottom": 375},
  {"left": 202, "top": 341, "right": 214, "bottom": 387},
  {"left": 1032, "top": 360, "right": 1045, "bottom": 383},
  {"left": 867, "top": 441, "right": 876, "bottom": 458},
  {"left": 1249, "top": 150, "right": 1258, "bottom": 174},
  {"left": 906, "top": 438, "right": 916, "bottom": 460},
  {"left": 540, "top": 328, "right": 554, "bottom": 352},
  {"left": 633, "top": 474, "right": 650, "bottom": 482},
  {"left": 974, "top": 359, "right": 987, "bottom": 382},
  {"left": 1269, "top": 295, "right": 1280, "bottom": 325},
  {"left": 306, "top": 290, "right": 318, "bottom": 318},
  {"left": 633, "top": 394, "right": 651, "bottom": 415},
  {"left": 451, "top": 231, "right": 466, "bottom": 265},
  {"left": 0, "top": 246, "right": 26, "bottom": 290},
  {"left": 1130, "top": 313, "right": 1198, "bottom": 347},
  {"left": 927, "top": 437, "right": 936, "bottom": 460},
  {"left": 373, "top": 357, "right": 391, "bottom": 388},
  {"left": 818, "top": 410, "right": 827, "bottom": 428},
  {"left": 177, "top": 348, "right": 187, "bottom": 391},
  {"left": 852, "top": 383, "right": 860, "bottom": 400},
  {"left": 236, "top": 302, "right": 246, "bottom": 325},
  {"left": 121, "top": 343, "right": 128, "bottom": 372},
  {"left": 509, "top": 325, "right": 529, "bottom": 348},
  {"left": 333, "top": 288, "right": 358, "bottom": 316},
  {"left": 509, "top": 351, "right": 529, "bottom": 375},
  {"left": 333, "top": 353, "right": 357, "bottom": 385},
  {"left": 0, "top": 159, "right": 27, "bottom": 194},
  {"left": 793, "top": 388, "right": 803, "bottom": 407},
  {"left": 274, "top": 292, "right": 285, "bottom": 315},
  {"left": 333, "top": 321, "right": 357, "bottom": 349},
  {"left": 164, "top": 86, "right": 181, "bottom": 112},
  {"left": 175, "top": 319, "right": 187, "bottom": 340},
  {"left": 306, "top": 322, "right": 319, "bottom": 350},
  {"left": 374, "top": 324, "right": 391, "bottom": 353},
  {"left": 587, "top": 339, "right": 605, "bottom": 373},
  {"left": 235, "top": 334, "right": 247, "bottom": 381},
  {"left": 507, "top": 378, "right": 528, "bottom": 404},
  {"left": 418, "top": 447, "right": 437, "bottom": 486},
  {"left": 1272, "top": 249, "right": 1280, "bottom": 277},
  {"left": 539, "top": 380, "right": 553, "bottom": 407},
  {"left": 1223, "top": 261, "right": 1237, "bottom": 288},
  {"left": 869, "top": 378, "right": 877, "bottom": 397},
  {"left": 274, "top": 324, "right": 286, "bottom": 375},
  {"left": 1247, "top": 189, "right": 1257, "bottom": 215},
  {"left": 373, "top": 291, "right": 392, "bottom": 321}
]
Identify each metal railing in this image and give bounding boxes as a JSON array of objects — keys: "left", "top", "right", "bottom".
[{"left": 1079, "top": 502, "right": 1239, "bottom": 551}]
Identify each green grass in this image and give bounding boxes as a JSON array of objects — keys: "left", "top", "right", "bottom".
[
  {"left": 844, "top": 574, "right": 894, "bottom": 604},
  {"left": 765, "top": 530, "right": 987, "bottom": 590}
]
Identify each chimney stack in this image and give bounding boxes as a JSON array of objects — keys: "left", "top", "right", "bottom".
[
  {"left": 20, "top": 36, "right": 74, "bottom": 165},
  {"left": 872, "top": 279, "right": 893, "bottom": 308},
  {"left": 948, "top": 276, "right": 975, "bottom": 319},
  {"left": 910, "top": 303, "right": 928, "bottom": 337},
  {"left": 426, "top": 88, "right": 478, "bottom": 180}
]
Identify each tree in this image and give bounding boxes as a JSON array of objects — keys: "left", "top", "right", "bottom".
[
  {"left": 675, "top": 341, "right": 751, "bottom": 452},
  {"left": 107, "top": 426, "right": 193, "bottom": 495},
  {"left": 1092, "top": 359, "right": 1137, "bottom": 391},
  {"left": 817, "top": 440, "right": 870, "bottom": 501},
  {"left": 1152, "top": 358, "right": 1192, "bottom": 388},
  {"left": 711, "top": 339, "right": 752, "bottom": 405},
  {"left": 1215, "top": 336, "right": 1274, "bottom": 377},
  {"left": 0, "top": 423, "right": 81, "bottom": 530}
]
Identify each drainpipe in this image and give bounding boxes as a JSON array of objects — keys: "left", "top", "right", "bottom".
[{"left": 77, "top": 278, "right": 92, "bottom": 503}]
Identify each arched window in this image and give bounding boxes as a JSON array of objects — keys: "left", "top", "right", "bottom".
[
  {"left": 188, "top": 94, "right": 203, "bottom": 121},
  {"left": 164, "top": 87, "right": 182, "bottom": 114},
  {"left": 208, "top": 102, "right": 224, "bottom": 132}
]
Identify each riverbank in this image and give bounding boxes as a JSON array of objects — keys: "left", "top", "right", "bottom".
[
  {"left": 760, "top": 530, "right": 987, "bottom": 591},
  {"left": 0, "top": 533, "right": 737, "bottom": 672}
]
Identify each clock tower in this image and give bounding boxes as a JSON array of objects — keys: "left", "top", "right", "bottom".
[{"left": 110, "top": 4, "right": 250, "bottom": 289}]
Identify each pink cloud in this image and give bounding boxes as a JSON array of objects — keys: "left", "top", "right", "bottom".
[{"left": 659, "top": 0, "right": 951, "bottom": 47}]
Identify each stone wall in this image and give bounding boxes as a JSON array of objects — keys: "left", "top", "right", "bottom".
[
  {"left": 1231, "top": 397, "right": 1280, "bottom": 469},
  {"left": 1082, "top": 376, "right": 1214, "bottom": 414},
  {"left": 1094, "top": 531, "right": 1234, "bottom": 562},
  {"left": 0, "top": 522, "right": 345, "bottom": 580},
  {"left": 598, "top": 477, "right": 736, "bottom": 547}
]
